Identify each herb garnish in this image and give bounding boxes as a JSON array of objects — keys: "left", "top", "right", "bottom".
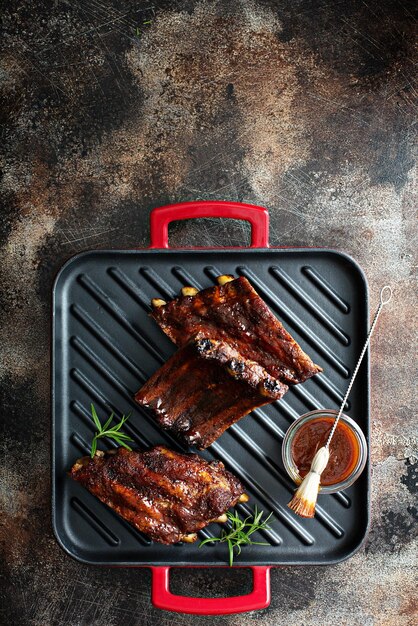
[
  {"left": 89, "top": 403, "right": 134, "bottom": 458},
  {"left": 199, "top": 507, "right": 273, "bottom": 566}
]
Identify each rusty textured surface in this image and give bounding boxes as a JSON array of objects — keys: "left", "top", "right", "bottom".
[{"left": 1, "top": 0, "right": 416, "bottom": 624}]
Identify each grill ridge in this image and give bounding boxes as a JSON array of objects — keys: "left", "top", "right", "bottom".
[
  {"left": 139, "top": 267, "right": 177, "bottom": 300},
  {"left": 269, "top": 266, "right": 350, "bottom": 345},
  {"left": 171, "top": 266, "right": 204, "bottom": 289},
  {"left": 78, "top": 274, "right": 164, "bottom": 364},
  {"left": 108, "top": 267, "right": 152, "bottom": 312},
  {"left": 251, "top": 407, "right": 286, "bottom": 438},
  {"left": 71, "top": 498, "right": 120, "bottom": 546},
  {"left": 71, "top": 304, "right": 148, "bottom": 380},
  {"left": 302, "top": 266, "right": 350, "bottom": 313}
]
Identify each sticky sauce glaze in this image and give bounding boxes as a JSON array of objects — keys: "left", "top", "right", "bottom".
[{"left": 291, "top": 417, "right": 360, "bottom": 486}]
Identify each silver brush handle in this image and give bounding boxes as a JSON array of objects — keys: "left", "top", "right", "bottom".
[{"left": 325, "top": 286, "right": 392, "bottom": 449}]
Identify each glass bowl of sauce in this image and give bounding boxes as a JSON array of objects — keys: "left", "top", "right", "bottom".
[{"left": 282, "top": 410, "right": 367, "bottom": 494}]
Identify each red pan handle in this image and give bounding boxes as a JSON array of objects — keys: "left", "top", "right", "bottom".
[
  {"left": 149, "top": 200, "right": 269, "bottom": 248},
  {"left": 151, "top": 566, "right": 271, "bottom": 615}
]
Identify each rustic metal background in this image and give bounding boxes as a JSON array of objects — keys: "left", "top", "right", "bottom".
[{"left": 1, "top": 0, "right": 416, "bottom": 624}]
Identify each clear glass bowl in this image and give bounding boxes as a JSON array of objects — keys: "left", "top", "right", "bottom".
[{"left": 282, "top": 409, "right": 368, "bottom": 494}]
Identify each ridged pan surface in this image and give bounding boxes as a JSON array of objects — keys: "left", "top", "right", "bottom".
[{"left": 52, "top": 249, "right": 369, "bottom": 566}]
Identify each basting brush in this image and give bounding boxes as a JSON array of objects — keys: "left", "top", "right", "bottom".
[{"left": 288, "top": 286, "right": 392, "bottom": 518}]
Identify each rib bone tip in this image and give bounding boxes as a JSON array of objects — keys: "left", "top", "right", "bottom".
[
  {"left": 181, "top": 533, "right": 198, "bottom": 543},
  {"left": 213, "top": 513, "right": 228, "bottom": 523},
  {"left": 217, "top": 274, "right": 235, "bottom": 286},
  {"left": 151, "top": 298, "right": 167, "bottom": 308},
  {"left": 181, "top": 286, "right": 198, "bottom": 297}
]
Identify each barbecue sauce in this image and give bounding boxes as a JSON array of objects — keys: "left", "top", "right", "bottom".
[{"left": 291, "top": 417, "right": 360, "bottom": 486}]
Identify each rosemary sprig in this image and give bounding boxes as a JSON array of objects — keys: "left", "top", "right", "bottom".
[
  {"left": 199, "top": 507, "right": 273, "bottom": 566},
  {"left": 89, "top": 403, "right": 134, "bottom": 458}
]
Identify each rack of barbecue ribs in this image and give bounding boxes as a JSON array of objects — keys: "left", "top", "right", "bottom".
[
  {"left": 150, "top": 276, "right": 322, "bottom": 385},
  {"left": 135, "top": 275, "right": 322, "bottom": 449},
  {"left": 69, "top": 446, "right": 246, "bottom": 544},
  {"left": 135, "top": 336, "right": 288, "bottom": 449}
]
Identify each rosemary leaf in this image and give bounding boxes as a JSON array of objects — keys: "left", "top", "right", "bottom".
[
  {"left": 116, "top": 440, "right": 133, "bottom": 451},
  {"left": 101, "top": 413, "right": 115, "bottom": 432},
  {"left": 199, "top": 506, "right": 272, "bottom": 565},
  {"left": 112, "top": 414, "right": 132, "bottom": 432},
  {"left": 90, "top": 403, "right": 101, "bottom": 431},
  {"left": 89, "top": 404, "right": 134, "bottom": 458}
]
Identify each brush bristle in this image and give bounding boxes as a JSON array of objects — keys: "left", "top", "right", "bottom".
[
  {"left": 288, "top": 493, "right": 316, "bottom": 518},
  {"left": 287, "top": 446, "right": 330, "bottom": 518},
  {"left": 287, "top": 470, "right": 321, "bottom": 518}
]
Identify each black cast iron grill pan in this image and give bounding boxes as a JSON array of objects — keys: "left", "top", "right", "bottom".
[{"left": 52, "top": 201, "right": 369, "bottom": 614}]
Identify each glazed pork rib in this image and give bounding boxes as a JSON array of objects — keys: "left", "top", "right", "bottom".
[
  {"left": 135, "top": 336, "right": 288, "bottom": 449},
  {"left": 151, "top": 276, "right": 322, "bottom": 386},
  {"left": 70, "top": 446, "right": 245, "bottom": 544}
]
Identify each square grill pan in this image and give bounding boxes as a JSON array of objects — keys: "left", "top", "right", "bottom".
[{"left": 52, "top": 202, "right": 369, "bottom": 614}]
